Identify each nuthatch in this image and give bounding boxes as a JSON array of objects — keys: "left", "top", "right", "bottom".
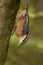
[{"left": 11, "top": 3, "right": 29, "bottom": 47}]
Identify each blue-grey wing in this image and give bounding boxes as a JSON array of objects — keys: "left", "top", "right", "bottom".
[
  {"left": 22, "top": 22, "right": 29, "bottom": 35},
  {"left": 22, "top": 15, "right": 29, "bottom": 35}
]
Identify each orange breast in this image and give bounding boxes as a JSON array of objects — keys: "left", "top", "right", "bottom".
[{"left": 15, "top": 18, "right": 24, "bottom": 37}]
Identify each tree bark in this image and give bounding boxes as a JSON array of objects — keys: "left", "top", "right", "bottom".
[{"left": 0, "top": 0, "right": 20, "bottom": 65}]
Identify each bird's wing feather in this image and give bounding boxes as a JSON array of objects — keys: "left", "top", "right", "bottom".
[{"left": 22, "top": 14, "right": 29, "bottom": 35}]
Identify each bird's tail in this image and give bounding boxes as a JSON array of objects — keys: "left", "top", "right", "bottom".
[{"left": 26, "top": 2, "right": 28, "bottom": 13}]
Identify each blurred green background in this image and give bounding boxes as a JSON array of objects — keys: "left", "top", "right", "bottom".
[{"left": 5, "top": 0, "right": 43, "bottom": 65}]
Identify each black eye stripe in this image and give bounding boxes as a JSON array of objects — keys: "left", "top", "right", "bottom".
[{"left": 22, "top": 34, "right": 28, "bottom": 44}]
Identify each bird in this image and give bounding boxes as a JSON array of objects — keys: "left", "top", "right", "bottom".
[{"left": 11, "top": 3, "right": 29, "bottom": 47}]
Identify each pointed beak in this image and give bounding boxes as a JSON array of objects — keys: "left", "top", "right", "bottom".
[
  {"left": 17, "top": 35, "right": 26, "bottom": 47},
  {"left": 17, "top": 35, "right": 29, "bottom": 47}
]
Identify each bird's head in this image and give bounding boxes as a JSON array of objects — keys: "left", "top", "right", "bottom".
[{"left": 17, "top": 34, "right": 29, "bottom": 47}]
